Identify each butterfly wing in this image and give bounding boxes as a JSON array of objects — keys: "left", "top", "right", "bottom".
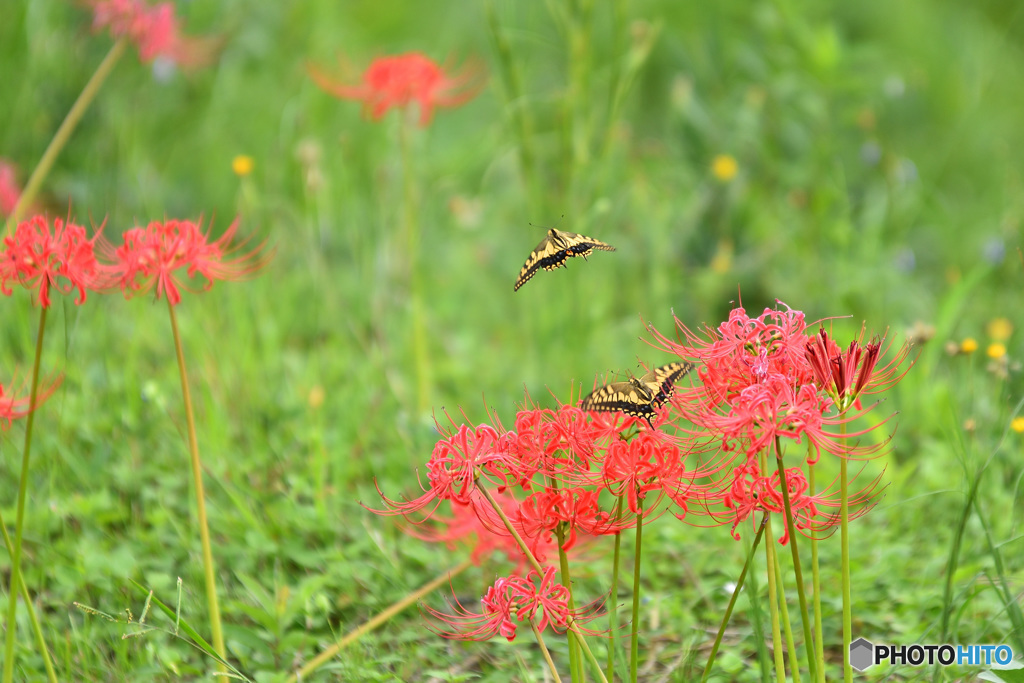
[
  {"left": 549, "top": 228, "right": 616, "bottom": 263},
  {"left": 514, "top": 228, "right": 617, "bottom": 291},
  {"left": 514, "top": 233, "right": 560, "bottom": 291},
  {"left": 639, "top": 362, "right": 695, "bottom": 408},
  {"left": 580, "top": 378, "right": 657, "bottom": 423}
]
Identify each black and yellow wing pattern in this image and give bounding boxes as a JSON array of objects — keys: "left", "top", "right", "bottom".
[
  {"left": 580, "top": 362, "right": 694, "bottom": 425},
  {"left": 514, "top": 227, "right": 616, "bottom": 291}
]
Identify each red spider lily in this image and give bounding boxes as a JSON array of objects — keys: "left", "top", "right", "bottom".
[
  {"left": 806, "top": 326, "right": 915, "bottom": 414},
  {"left": 426, "top": 566, "right": 597, "bottom": 642},
  {"left": 373, "top": 423, "right": 519, "bottom": 522},
  {"left": 0, "top": 215, "right": 106, "bottom": 308},
  {"left": 601, "top": 431, "right": 685, "bottom": 513},
  {"left": 647, "top": 303, "right": 816, "bottom": 412},
  {"left": 720, "top": 460, "right": 883, "bottom": 543},
  {"left": 89, "top": 0, "right": 214, "bottom": 67},
  {"left": 102, "top": 218, "right": 271, "bottom": 306},
  {"left": 0, "top": 373, "right": 62, "bottom": 430},
  {"left": 515, "top": 487, "right": 623, "bottom": 551},
  {"left": 0, "top": 159, "right": 22, "bottom": 217},
  {"left": 308, "top": 52, "right": 485, "bottom": 126},
  {"left": 405, "top": 492, "right": 560, "bottom": 569}
]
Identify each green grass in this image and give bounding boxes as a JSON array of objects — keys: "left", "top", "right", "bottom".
[{"left": 2, "top": 0, "right": 1023, "bottom": 680}]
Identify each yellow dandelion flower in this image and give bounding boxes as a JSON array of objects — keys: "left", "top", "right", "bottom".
[
  {"left": 711, "top": 154, "right": 738, "bottom": 182},
  {"left": 232, "top": 155, "right": 254, "bottom": 177},
  {"left": 960, "top": 338, "right": 978, "bottom": 354},
  {"left": 987, "top": 343, "right": 1007, "bottom": 359},
  {"left": 987, "top": 317, "right": 1013, "bottom": 341},
  {"left": 1011, "top": 417, "right": 1024, "bottom": 433}
]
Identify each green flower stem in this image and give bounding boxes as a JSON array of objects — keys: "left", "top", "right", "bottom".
[
  {"left": 556, "top": 524, "right": 583, "bottom": 681},
  {"left": 532, "top": 621, "right": 565, "bottom": 683},
  {"left": 763, "top": 515, "right": 787, "bottom": 683},
  {"left": 5, "top": 39, "right": 127, "bottom": 234},
  {"left": 773, "top": 546, "right": 802, "bottom": 683},
  {"left": 628, "top": 497, "right": 644, "bottom": 683},
  {"left": 701, "top": 514, "right": 768, "bottom": 683},
  {"left": 808, "top": 459, "right": 826, "bottom": 683},
  {"left": 840, "top": 455, "right": 852, "bottom": 683},
  {"left": 398, "top": 115, "right": 431, "bottom": 415},
  {"left": 485, "top": 0, "right": 541, "bottom": 215},
  {"left": 564, "top": 0, "right": 594, "bottom": 214},
  {"left": 167, "top": 301, "right": 226, "bottom": 669},
  {"left": 3, "top": 305, "right": 48, "bottom": 683},
  {"left": 287, "top": 558, "right": 474, "bottom": 683},
  {"left": 606, "top": 495, "right": 625, "bottom": 682},
  {"left": 773, "top": 438, "right": 817, "bottom": 683},
  {"left": 475, "top": 483, "right": 609, "bottom": 683},
  {"left": 0, "top": 515, "right": 58, "bottom": 683}
]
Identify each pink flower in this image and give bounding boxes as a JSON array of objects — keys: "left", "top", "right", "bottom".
[
  {"left": 308, "top": 52, "right": 485, "bottom": 126},
  {"left": 102, "top": 218, "right": 270, "bottom": 306},
  {"left": 89, "top": 0, "right": 215, "bottom": 67},
  {"left": 0, "top": 159, "right": 22, "bottom": 217},
  {"left": 0, "top": 215, "right": 106, "bottom": 308}
]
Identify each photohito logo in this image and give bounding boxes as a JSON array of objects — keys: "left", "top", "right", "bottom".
[{"left": 849, "top": 637, "right": 1014, "bottom": 671}]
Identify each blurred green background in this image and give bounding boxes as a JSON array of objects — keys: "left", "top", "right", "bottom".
[{"left": 1, "top": 0, "right": 1022, "bottom": 680}]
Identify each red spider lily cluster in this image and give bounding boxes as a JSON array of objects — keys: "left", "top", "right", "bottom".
[
  {"left": 377, "top": 301, "right": 912, "bottom": 641},
  {"left": 647, "top": 301, "right": 913, "bottom": 542},
  {"left": 374, "top": 401, "right": 719, "bottom": 640},
  {"left": 89, "top": 0, "right": 214, "bottom": 67},
  {"left": 309, "top": 52, "right": 485, "bottom": 126},
  {"left": 1, "top": 213, "right": 269, "bottom": 309},
  {"left": 425, "top": 566, "right": 598, "bottom": 642},
  {"left": 101, "top": 218, "right": 271, "bottom": 306}
]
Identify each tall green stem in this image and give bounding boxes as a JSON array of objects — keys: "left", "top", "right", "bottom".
[
  {"left": 532, "top": 621, "right": 565, "bottom": 683},
  {"left": 5, "top": 39, "right": 127, "bottom": 233},
  {"left": 701, "top": 515, "right": 768, "bottom": 683},
  {"left": 840, "top": 453, "right": 852, "bottom": 683},
  {"left": 3, "top": 306, "right": 47, "bottom": 683},
  {"left": 485, "top": 0, "right": 541, "bottom": 215},
  {"left": 398, "top": 116, "right": 431, "bottom": 414},
  {"left": 763, "top": 515, "right": 787, "bottom": 683},
  {"left": 629, "top": 497, "right": 644, "bottom": 683},
  {"left": 773, "top": 438, "right": 817, "bottom": 683},
  {"left": 0, "top": 513, "right": 58, "bottom": 683},
  {"left": 556, "top": 525, "right": 583, "bottom": 682},
  {"left": 564, "top": 0, "right": 594, "bottom": 216},
  {"left": 773, "top": 546, "right": 802, "bottom": 683},
  {"left": 167, "top": 301, "right": 226, "bottom": 669},
  {"left": 475, "top": 483, "right": 609, "bottom": 683},
  {"left": 606, "top": 495, "right": 625, "bottom": 682},
  {"left": 808, "top": 459, "right": 826, "bottom": 683}
]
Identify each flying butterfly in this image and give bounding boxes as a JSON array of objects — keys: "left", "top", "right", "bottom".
[
  {"left": 514, "top": 227, "right": 616, "bottom": 292},
  {"left": 579, "top": 362, "right": 694, "bottom": 427}
]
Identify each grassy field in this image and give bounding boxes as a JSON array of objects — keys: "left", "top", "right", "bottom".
[{"left": 1, "top": 0, "right": 1023, "bottom": 681}]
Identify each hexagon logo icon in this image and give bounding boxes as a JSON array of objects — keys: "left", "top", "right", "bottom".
[{"left": 850, "top": 637, "right": 875, "bottom": 671}]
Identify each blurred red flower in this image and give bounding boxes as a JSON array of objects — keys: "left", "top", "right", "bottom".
[
  {"left": 0, "top": 215, "right": 105, "bottom": 308},
  {"left": 0, "top": 373, "right": 61, "bottom": 430},
  {"left": 89, "top": 0, "right": 216, "bottom": 67},
  {"left": 0, "top": 159, "right": 22, "bottom": 217},
  {"left": 309, "top": 52, "right": 485, "bottom": 126},
  {"left": 103, "top": 218, "right": 271, "bottom": 306}
]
